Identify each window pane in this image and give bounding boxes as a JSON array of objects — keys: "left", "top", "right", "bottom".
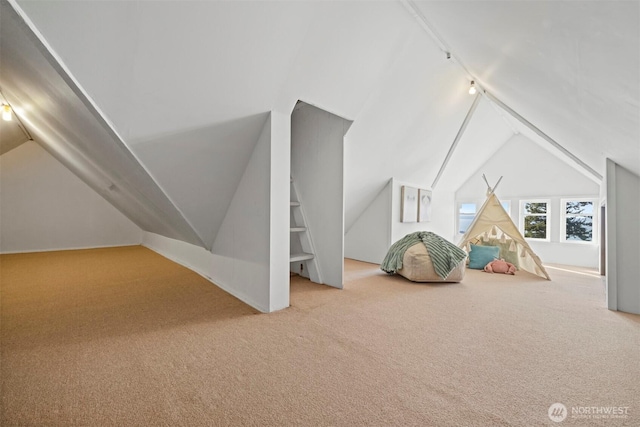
[
  {"left": 566, "top": 216, "right": 593, "bottom": 241},
  {"left": 524, "top": 215, "right": 547, "bottom": 239},
  {"left": 524, "top": 202, "right": 547, "bottom": 215},
  {"left": 458, "top": 203, "right": 476, "bottom": 234},
  {"left": 460, "top": 203, "right": 476, "bottom": 215},
  {"left": 566, "top": 201, "right": 594, "bottom": 215}
]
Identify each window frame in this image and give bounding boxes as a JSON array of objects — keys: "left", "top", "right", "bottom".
[
  {"left": 457, "top": 201, "right": 478, "bottom": 235},
  {"left": 560, "top": 198, "right": 598, "bottom": 244},
  {"left": 519, "top": 199, "right": 551, "bottom": 242}
]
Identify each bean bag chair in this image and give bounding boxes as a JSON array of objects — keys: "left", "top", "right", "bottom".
[{"left": 397, "top": 242, "right": 466, "bottom": 283}]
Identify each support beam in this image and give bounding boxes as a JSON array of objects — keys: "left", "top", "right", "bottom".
[
  {"left": 432, "top": 93, "right": 481, "bottom": 189},
  {"left": 400, "top": 0, "right": 449, "bottom": 56},
  {"left": 402, "top": 0, "right": 602, "bottom": 183},
  {"left": 484, "top": 91, "right": 603, "bottom": 181},
  {"left": 3, "top": 0, "right": 208, "bottom": 248}
]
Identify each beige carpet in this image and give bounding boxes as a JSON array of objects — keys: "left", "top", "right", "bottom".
[{"left": 1, "top": 246, "right": 638, "bottom": 426}]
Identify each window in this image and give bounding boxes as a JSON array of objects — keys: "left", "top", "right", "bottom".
[
  {"left": 501, "top": 200, "right": 511, "bottom": 216},
  {"left": 562, "top": 199, "right": 596, "bottom": 243},
  {"left": 520, "top": 200, "right": 550, "bottom": 240},
  {"left": 458, "top": 203, "right": 476, "bottom": 234}
]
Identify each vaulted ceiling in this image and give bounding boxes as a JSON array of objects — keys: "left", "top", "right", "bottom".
[
  {"left": 416, "top": 0, "right": 639, "bottom": 178},
  {"left": 1, "top": 0, "right": 638, "bottom": 248}
]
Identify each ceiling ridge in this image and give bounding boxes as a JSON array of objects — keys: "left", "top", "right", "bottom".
[{"left": 400, "top": 0, "right": 602, "bottom": 183}]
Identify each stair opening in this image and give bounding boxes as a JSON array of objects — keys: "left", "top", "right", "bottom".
[{"left": 289, "top": 100, "right": 352, "bottom": 295}]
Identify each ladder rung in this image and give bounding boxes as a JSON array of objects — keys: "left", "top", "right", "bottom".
[
  {"left": 290, "top": 227, "right": 306, "bottom": 232},
  {"left": 290, "top": 253, "right": 314, "bottom": 262},
  {"left": 290, "top": 201, "right": 300, "bottom": 207}
]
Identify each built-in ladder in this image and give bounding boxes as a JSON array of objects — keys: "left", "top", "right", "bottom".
[{"left": 290, "top": 177, "right": 321, "bottom": 283}]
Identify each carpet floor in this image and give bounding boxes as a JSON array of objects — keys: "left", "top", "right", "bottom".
[{"left": 1, "top": 246, "right": 638, "bottom": 426}]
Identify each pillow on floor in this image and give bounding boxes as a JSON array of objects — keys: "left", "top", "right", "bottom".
[
  {"left": 468, "top": 244, "right": 500, "bottom": 270},
  {"left": 479, "top": 238, "right": 520, "bottom": 269}
]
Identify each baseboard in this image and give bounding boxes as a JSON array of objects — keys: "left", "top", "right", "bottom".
[{"left": 0, "top": 243, "right": 140, "bottom": 255}]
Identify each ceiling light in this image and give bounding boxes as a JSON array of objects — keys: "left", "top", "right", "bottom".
[
  {"left": 2, "top": 104, "right": 12, "bottom": 121},
  {"left": 468, "top": 81, "right": 477, "bottom": 95}
]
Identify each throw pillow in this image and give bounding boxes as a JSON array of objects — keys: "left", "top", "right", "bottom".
[{"left": 468, "top": 244, "right": 500, "bottom": 270}]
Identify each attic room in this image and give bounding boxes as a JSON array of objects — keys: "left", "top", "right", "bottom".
[{"left": 1, "top": 0, "right": 638, "bottom": 425}]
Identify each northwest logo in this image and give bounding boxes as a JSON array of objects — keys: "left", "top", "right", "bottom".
[{"left": 548, "top": 403, "right": 568, "bottom": 423}]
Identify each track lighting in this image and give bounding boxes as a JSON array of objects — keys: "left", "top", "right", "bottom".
[
  {"left": 2, "top": 104, "right": 11, "bottom": 121},
  {"left": 468, "top": 81, "right": 477, "bottom": 95}
]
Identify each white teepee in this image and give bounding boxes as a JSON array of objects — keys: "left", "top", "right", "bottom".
[{"left": 458, "top": 180, "right": 550, "bottom": 280}]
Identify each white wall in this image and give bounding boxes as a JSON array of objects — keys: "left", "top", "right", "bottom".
[
  {"left": 344, "top": 180, "right": 392, "bottom": 264},
  {"left": 457, "top": 135, "right": 600, "bottom": 199},
  {"left": 143, "top": 112, "right": 291, "bottom": 313},
  {"left": 390, "top": 178, "right": 430, "bottom": 244},
  {"left": 269, "top": 109, "right": 291, "bottom": 312},
  {"left": 428, "top": 189, "right": 457, "bottom": 242},
  {"left": 456, "top": 134, "right": 601, "bottom": 268},
  {"left": 131, "top": 113, "right": 268, "bottom": 249},
  {"left": 291, "top": 103, "right": 349, "bottom": 288},
  {"left": 143, "top": 232, "right": 214, "bottom": 280},
  {"left": 606, "top": 159, "right": 640, "bottom": 315},
  {"left": 0, "top": 141, "right": 142, "bottom": 253},
  {"left": 344, "top": 177, "right": 456, "bottom": 265},
  {"left": 210, "top": 117, "right": 272, "bottom": 312}
]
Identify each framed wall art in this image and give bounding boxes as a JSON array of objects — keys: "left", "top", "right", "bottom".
[
  {"left": 418, "top": 189, "right": 432, "bottom": 222},
  {"left": 401, "top": 186, "right": 418, "bottom": 223}
]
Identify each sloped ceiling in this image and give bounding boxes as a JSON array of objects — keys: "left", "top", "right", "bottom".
[
  {"left": 14, "top": 0, "right": 514, "bottom": 242},
  {"left": 3, "top": 0, "right": 638, "bottom": 246},
  {"left": 0, "top": 0, "right": 205, "bottom": 246},
  {"left": 413, "top": 0, "right": 640, "bottom": 178}
]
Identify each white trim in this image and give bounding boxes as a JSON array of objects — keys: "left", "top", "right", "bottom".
[
  {"left": 605, "top": 159, "right": 617, "bottom": 311},
  {"left": 519, "top": 199, "right": 551, "bottom": 242},
  {"left": 560, "top": 198, "right": 598, "bottom": 244},
  {"left": 484, "top": 91, "right": 603, "bottom": 182},
  {"left": 0, "top": 243, "right": 140, "bottom": 255}
]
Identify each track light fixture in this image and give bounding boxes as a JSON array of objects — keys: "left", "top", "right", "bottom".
[
  {"left": 2, "top": 104, "right": 11, "bottom": 121},
  {"left": 468, "top": 81, "right": 477, "bottom": 95}
]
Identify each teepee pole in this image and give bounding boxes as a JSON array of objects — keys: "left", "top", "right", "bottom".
[
  {"left": 482, "top": 174, "right": 491, "bottom": 190},
  {"left": 492, "top": 176, "right": 503, "bottom": 193}
]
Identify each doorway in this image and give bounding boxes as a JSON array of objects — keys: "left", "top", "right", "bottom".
[{"left": 288, "top": 101, "right": 351, "bottom": 290}]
